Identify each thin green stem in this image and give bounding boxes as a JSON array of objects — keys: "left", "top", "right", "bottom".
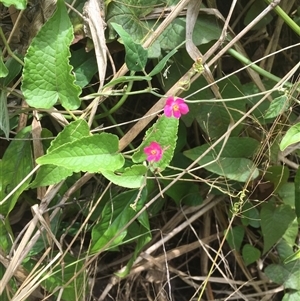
[
  {"left": 228, "top": 48, "right": 297, "bottom": 90},
  {"left": 265, "top": 0, "right": 300, "bottom": 36},
  {"left": 95, "top": 75, "right": 135, "bottom": 120},
  {"left": 0, "top": 28, "right": 24, "bottom": 67}
]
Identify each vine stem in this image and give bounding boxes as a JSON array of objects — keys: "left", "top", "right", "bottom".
[{"left": 0, "top": 28, "right": 24, "bottom": 67}]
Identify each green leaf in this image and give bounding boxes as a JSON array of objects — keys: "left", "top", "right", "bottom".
[
  {"left": 241, "top": 202, "right": 260, "bottom": 228},
  {"left": 0, "top": 49, "right": 8, "bottom": 77},
  {"left": 195, "top": 76, "right": 246, "bottom": 140},
  {"left": 0, "top": 0, "right": 26, "bottom": 9},
  {"left": 264, "top": 165, "right": 289, "bottom": 192},
  {"left": 277, "top": 183, "right": 295, "bottom": 208},
  {"left": 295, "top": 168, "right": 300, "bottom": 218},
  {"left": 162, "top": 180, "right": 202, "bottom": 206},
  {"left": 260, "top": 202, "right": 295, "bottom": 254},
  {"left": 32, "top": 119, "right": 90, "bottom": 187},
  {"left": 244, "top": 0, "right": 273, "bottom": 30},
  {"left": 27, "top": 253, "right": 86, "bottom": 301},
  {"left": 107, "top": 2, "right": 222, "bottom": 57},
  {"left": 0, "top": 221, "right": 11, "bottom": 252},
  {"left": 36, "top": 133, "right": 124, "bottom": 173},
  {"left": 110, "top": 22, "right": 148, "bottom": 71},
  {"left": 226, "top": 225, "right": 244, "bottom": 251},
  {"left": 116, "top": 222, "right": 151, "bottom": 278},
  {"left": 101, "top": 165, "right": 147, "bottom": 188},
  {"left": 282, "top": 291, "right": 300, "bottom": 301},
  {"left": 276, "top": 239, "right": 294, "bottom": 261},
  {"left": 280, "top": 123, "right": 300, "bottom": 151},
  {"left": 264, "top": 95, "right": 289, "bottom": 119},
  {"left": 0, "top": 90, "right": 9, "bottom": 139},
  {"left": 265, "top": 261, "right": 300, "bottom": 290},
  {"left": 90, "top": 188, "right": 147, "bottom": 253},
  {"left": 30, "top": 164, "right": 74, "bottom": 188},
  {"left": 70, "top": 48, "right": 98, "bottom": 88},
  {"left": 242, "top": 244, "right": 261, "bottom": 266},
  {"left": 21, "top": 0, "right": 81, "bottom": 110},
  {"left": 47, "top": 119, "right": 90, "bottom": 153},
  {"left": 183, "top": 137, "right": 260, "bottom": 182},
  {"left": 148, "top": 47, "right": 179, "bottom": 77},
  {"left": 132, "top": 115, "right": 179, "bottom": 172},
  {"left": 0, "top": 126, "right": 33, "bottom": 215},
  {"left": 284, "top": 249, "right": 300, "bottom": 264},
  {"left": 157, "top": 16, "right": 223, "bottom": 51},
  {"left": 0, "top": 54, "right": 23, "bottom": 86}
]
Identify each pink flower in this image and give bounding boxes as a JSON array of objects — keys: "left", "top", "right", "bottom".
[
  {"left": 164, "top": 96, "right": 189, "bottom": 118},
  {"left": 144, "top": 142, "right": 163, "bottom": 162}
]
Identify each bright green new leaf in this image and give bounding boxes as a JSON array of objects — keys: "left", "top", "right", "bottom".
[
  {"left": 110, "top": 22, "right": 148, "bottom": 71},
  {"left": 132, "top": 115, "right": 179, "bottom": 172},
  {"left": 21, "top": 0, "right": 81, "bottom": 110},
  {"left": 31, "top": 119, "right": 91, "bottom": 186},
  {"left": 0, "top": 49, "right": 8, "bottom": 77},
  {"left": 284, "top": 249, "right": 300, "bottom": 264},
  {"left": 0, "top": 90, "right": 9, "bottom": 139},
  {"left": 264, "top": 95, "right": 289, "bottom": 119},
  {"left": 195, "top": 76, "right": 246, "bottom": 139},
  {"left": 36, "top": 133, "right": 124, "bottom": 173},
  {"left": 0, "top": 126, "right": 33, "bottom": 215},
  {"left": 90, "top": 188, "right": 147, "bottom": 253},
  {"left": 101, "top": 165, "right": 147, "bottom": 188},
  {"left": 0, "top": 0, "right": 26, "bottom": 9},
  {"left": 183, "top": 137, "right": 260, "bottom": 182},
  {"left": 47, "top": 119, "right": 90, "bottom": 153},
  {"left": 280, "top": 123, "right": 300, "bottom": 151},
  {"left": 260, "top": 202, "right": 295, "bottom": 254},
  {"left": 242, "top": 244, "right": 261, "bottom": 266},
  {"left": 30, "top": 119, "right": 90, "bottom": 188}
]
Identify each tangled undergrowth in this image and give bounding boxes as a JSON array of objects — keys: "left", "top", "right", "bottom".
[{"left": 0, "top": 0, "right": 300, "bottom": 300}]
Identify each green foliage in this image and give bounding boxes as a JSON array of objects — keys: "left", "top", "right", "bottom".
[
  {"left": 226, "top": 225, "right": 244, "bottom": 251},
  {"left": 260, "top": 201, "right": 295, "bottom": 254},
  {"left": 111, "top": 22, "right": 148, "bottom": 71},
  {"left": 280, "top": 123, "right": 300, "bottom": 151},
  {"left": 37, "top": 133, "right": 124, "bottom": 172},
  {"left": 265, "top": 260, "right": 300, "bottom": 299},
  {"left": 101, "top": 165, "right": 147, "bottom": 189},
  {"left": 0, "top": 126, "right": 33, "bottom": 215},
  {"left": 183, "top": 137, "right": 260, "bottom": 182},
  {"left": 1, "top": 0, "right": 300, "bottom": 300},
  {"left": 90, "top": 188, "right": 148, "bottom": 253},
  {"left": 242, "top": 244, "right": 261, "bottom": 266},
  {"left": 0, "top": 0, "right": 26, "bottom": 9},
  {"left": 0, "top": 49, "right": 8, "bottom": 77},
  {"left": 133, "top": 115, "right": 179, "bottom": 172},
  {"left": 21, "top": 0, "right": 81, "bottom": 110},
  {"left": 244, "top": 0, "right": 274, "bottom": 30}
]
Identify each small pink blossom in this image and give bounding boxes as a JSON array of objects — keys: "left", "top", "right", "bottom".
[
  {"left": 164, "top": 96, "right": 189, "bottom": 118},
  {"left": 144, "top": 141, "right": 163, "bottom": 162}
]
